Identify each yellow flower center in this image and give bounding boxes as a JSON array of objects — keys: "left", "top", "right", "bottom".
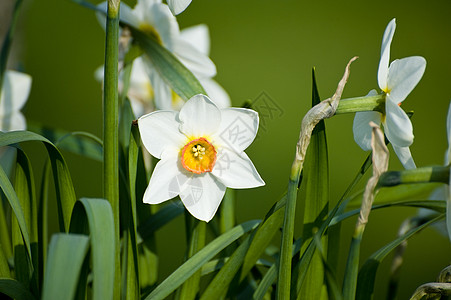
[
  {"left": 139, "top": 24, "right": 163, "bottom": 45},
  {"left": 181, "top": 137, "right": 217, "bottom": 174}
]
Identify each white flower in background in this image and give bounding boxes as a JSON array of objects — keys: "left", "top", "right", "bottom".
[
  {"left": 167, "top": 0, "right": 192, "bottom": 15},
  {"left": 417, "top": 102, "right": 451, "bottom": 242},
  {"left": 96, "top": 0, "right": 218, "bottom": 110},
  {"left": 95, "top": 24, "right": 230, "bottom": 117},
  {"left": 0, "top": 70, "right": 31, "bottom": 132},
  {"left": 446, "top": 102, "right": 451, "bottom": 242},
  {"left": 353, "top": 18, "right": 426, "bottom": 169},
  {"left": 138, "top": 94, "right": 265, "bottom": 222},
  {"left": 0, "top": 70, "right": 32, "bottom": 174}
]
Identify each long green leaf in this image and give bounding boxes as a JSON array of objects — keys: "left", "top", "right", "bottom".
[
  {"left": 130, "top": 28, "right": 206, "bottom": 101},
  {"left": 355, "top": 215, "right": 443, "bottom": 300},
  {"left": 331, "top": 200, "right": 445, "bottom": 226},
  {"left": 0, "top": 278, "right": 35, "bottom": 300},
  {"left": 69, "top": 198, "right": 115, "bottom": 300},
  {"left": 138, "top": 202, "right": 184, "bottom": 240},
  {"left": 123, "top": 125, "right": 141, "bottom": 300},
  {"left": 41, "top": 234, "right": 89, "bottom": 300},
  {"left": 291, "top": 152, "right": 373, "bottom": 299},
  {"left": 143, "top": 220, "right": 260, "bottom": 300},
  {"left": 0, "top": 131, "right": 76, "bottom": 232},
  {"left": 200, "top": 195, "right": 286, "bottom": 299},
  {"left": 28, "top": 122, "right": 103, "bottom": 162},
  {"left": 297, "top": 67, "right": 329, "bottom": 300},
  {"left": 12, "top": 149, "right": 37, "bottom": 292},
  {"left": 0, "top": 159, "right": 32, "bottom": 269}
]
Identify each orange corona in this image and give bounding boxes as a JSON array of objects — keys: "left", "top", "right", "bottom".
[{"left": 181, "top": 137, "right": 217, "bottom": 174}]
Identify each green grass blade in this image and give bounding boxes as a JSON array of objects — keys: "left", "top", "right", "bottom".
[
  {"left": 138, "top": 202, "right": 184, "bottom": 240},
  {"left": 0, "top": 131, "right": 76, "bottom": 232},
  {"left": 355, "top": 215, "right": 443, "bottom": 300},
  {"left": 297, "top": 67, "right": 329, "bottom": 300},
  {"left": 201, "top": 195, "right": 286, "bottom": 299},
  {"left": 0, "top": 159, "right": 32, "bottom": 269},
  {"left": 178, "top": 218, "right": 206, "bottom": 300},
  {"left": 12, "top": 149, "right": 37, "bottom": 292},
  {"left": 312, "top": 234, "right": 343, "bottom": 300},
  {"left": 37, "top": 163, "right": 51, "bottom": 293},
  {"left": 0, "top": 278, "right": 36, "bottom": 300},
  {"left": 0, "top": 247, "right": 11, "bottom": 278},
  {"left": 130, "top": 27, "right": 206, "bottom": 101},
  {"left": 122, "top": 125, "right": 141, "bottom": 300},
  {"left": 143, "top": 220, "right": 260, "bottom": 300},
  {"left": 0, "top": 181, "right": 12, "bottom": 264},
  {"left": 69, "top": 198, "right": 115, "bottom": 300},
  {"left": 331, "top": 200, "right": 445, "bottom": 226},
  {"left": 28, "top": 122, "right": 103, "bottom": 162},
  {"left": 41, "top": 234, "right": 89, "bottom": 300},
  {"left": 347, "top": 183, "right": 441, "bottom": 208}
]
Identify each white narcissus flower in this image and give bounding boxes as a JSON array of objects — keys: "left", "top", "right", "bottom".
[
  {"left": 167, "top": 0, "right": 192, "bottom": 15},
  {"left": 353, "top": 18, "right": 426, "bottom": 169},
  {"left": 138, "top": 94, "right": 265, "bottom": 222}
]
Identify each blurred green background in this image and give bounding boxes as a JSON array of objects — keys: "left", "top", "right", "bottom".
[{"left": 4, "top": 0, "right": 451, "bottom": 298}]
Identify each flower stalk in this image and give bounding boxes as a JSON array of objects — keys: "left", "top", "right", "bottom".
[
  {"left": 103, "top": 0, "right": 121, "bottom": 298},
  {"left": 335, "top": 93, "right": 385, "bottom": 115},
  {"left": 277, "top": 57, "right": 357, "bottom": 299},
  {"left": 378, "top": 165, "right": 450, "bottom": 187},
  {"left": 343, "top": 123, "right": 389, "bottom": 300}
]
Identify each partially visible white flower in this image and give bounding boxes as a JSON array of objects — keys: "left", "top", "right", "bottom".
[
  {"left": 0, "top": 70, "right": 32, "bottom": 174},
  {"left": 138, "top": 94, "right": 264, "bottom": 222},
  {"left": 417, "top": 102, "right": 451, "bottom": 242},
  {"left": 0, "top": 70, "right": 31, "bottom": 132},
  {"left": 167, "top": 0, "right": 192, "bottom": 15},
  {"left": 353, "top": 18, "right": 426, "bottom": 169},
  {"left": 96, "top": 1, "right": 227, "bottom": 112}
]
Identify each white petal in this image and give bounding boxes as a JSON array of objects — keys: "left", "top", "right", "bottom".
[
  {"left": 392, "top": 145, "right": 416, "bottom": 169},
  {"left": 179, "top": 94, "right": 221, "bottom": 137},
  {"left": 180, "top": 24, "right": 210, "bottom": 55},
  {"left": 386, "top": 57, "right": 426, "bottom": 104},
  {"left": 212, "top": 108, "right": 259, "bottom": 153},
  {"left": 378, "top": 18, "right": 396, "bottom": 91},
  {"left": 0, "top": 112, "right": 26, "bottom": 132},
  {"left": 0, "top": 70, "right": 31, "bottom": 116},
  {"left": 168, "top": 0, "right": 192, "bottom": 15},
  {"left": 211, "top": 149, "right": 264, "bottom": 189},
  {"left": 138, "top": 110, "right": 186, "bottom": 159},
  {"left": 353, "top": 111, "right": 382, "bottom": 151},
  {"left": 180, "top": 173, "right": 226, "bottom": 222},
  {"left": 142, "top": 154, "right": 185, "bottom": 204},
  {"left": 384, "top": 98, "right": 414, "bottom": 147},
  {"left": 174, "top": 39, "right": 216, "bottom": 78},
  {"left": 143, "top": 3, "right": 180, "bottom": 51},
  {"left": 446, "top": 102, "right": 451, "bottom": 165},
  {"left": 200, "top": 78, "right": 231, "bottom": 108}
]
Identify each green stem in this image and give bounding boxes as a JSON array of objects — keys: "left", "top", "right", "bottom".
[
  {"left": 277, "top": 160, "right": 302, "bottom": 299},
  {"left": 335, "top": 94, "right": 385, "bottom": 115},
  {"left": 103, "top": 0, "right": 120, "bottom": 299},
  {"left": 378, "top": 165, "right": 450, "bottom": 187}
]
